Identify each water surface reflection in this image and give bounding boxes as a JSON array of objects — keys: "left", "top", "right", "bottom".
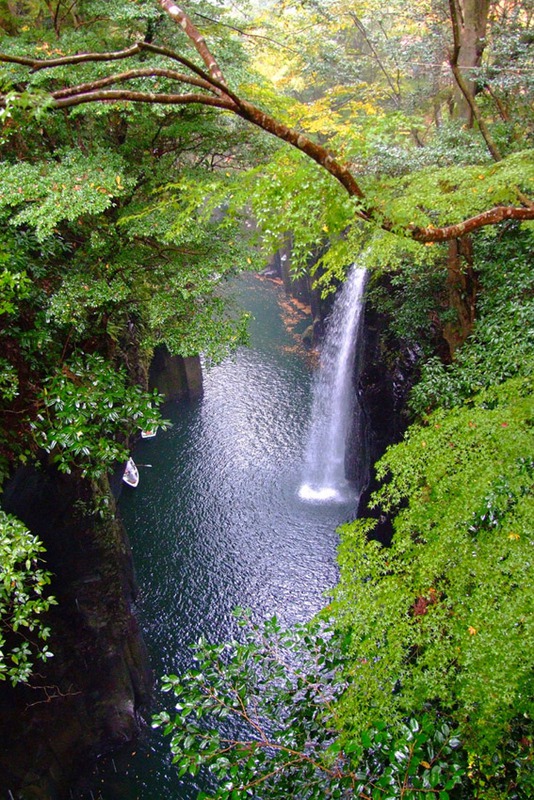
[{"left": 79, "top": 275, "right": 358, "bottom": 799}]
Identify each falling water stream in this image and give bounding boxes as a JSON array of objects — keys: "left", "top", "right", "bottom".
[
  {"left": 76, "top": 270, "right": 367, "bottom": 799},
  {"left": 299, "top": 266, "right": 368, "bottom": 503}
]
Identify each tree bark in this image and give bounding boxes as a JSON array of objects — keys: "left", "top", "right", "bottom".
[
  {"left": 449, "top": 0, "right": 491, "bottom": 125},
  {"left": 409, "top": 205, "right": 533, "bottom": 242},
  {"left": 443, "top": 236, "right": 478, "bottom": 358},
  {"left": 156, "top": 1, "right": 227, "bottom": 87}
]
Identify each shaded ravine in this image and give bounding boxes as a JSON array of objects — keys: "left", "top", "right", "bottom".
[{"left": 76, "top": 274, "right": 360, "bottom": 799}]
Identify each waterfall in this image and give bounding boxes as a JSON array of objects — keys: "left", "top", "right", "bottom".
[{"left": 299, "top": 266, "right": 368, "bottom": 503}]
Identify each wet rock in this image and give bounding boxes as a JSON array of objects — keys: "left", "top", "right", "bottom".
[
  {"left": 354, "top": 297, "right": 421, "bottom": 542},
  {"left": 148, "top": 345, "right": 203, "bottom": 401},
  {"left": 0, "top": 466, "right": 152, "bottom": 799},
  {"left": 302, "top": 324, "right": 315, "bottom": 349}
]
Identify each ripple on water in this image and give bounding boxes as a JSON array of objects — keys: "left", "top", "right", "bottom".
[{"left": 78, "top": 274, "right": 360, "bottom": 799}]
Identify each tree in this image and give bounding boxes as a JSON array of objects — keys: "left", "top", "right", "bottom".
[
  {"left": 0, "top": 0, "right": 532, "bottom": 248},
  {"left": 153, "top": 612, "right": 466, "bottom": 799},
  {"left": 334, "top": 375, "right": 534, "bottom": 795},
  {"left": 0, "top": 0, "right": 256, "bottom": 481},
  {"left": 449, "top": 0, "right": 492, "bottom": 124}
]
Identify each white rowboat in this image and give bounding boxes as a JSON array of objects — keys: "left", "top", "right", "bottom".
[{"left": 122, "top": 457, "right": 139, "bottom": 488}]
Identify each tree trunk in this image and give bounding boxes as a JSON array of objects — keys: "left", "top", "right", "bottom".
[
  {"left": 442, "top": 236, "right": 479, "bottom": 358},
  {"left": 452, "top": 0, "right": 491, "bottom": 124}
]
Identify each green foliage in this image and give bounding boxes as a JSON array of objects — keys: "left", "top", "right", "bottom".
[
  {"left": 0, "top": 267, "right": 31, "bottom": 315},
  {"left": 155, "top": 341, "right": 534, "bottom": 800},
  {"left": 0, "top": 359, "right": 18, "bottom": 402},
  {"left": 0, "top": 7, "right": 264, "bottom": 487},
  {"left": 0, "top": 5, "right": 532, "bottom": 793},
  {"left": 334, "top": 376, "right": 534, "bottom": 794},
  {"left": 0, "top": 510, "right": 56, "bottom": 685},
  {"left": 367, "top": 260, "right": 450, "bottom": 356},
  {"left": 32, "top": 353, "right": 169, "bottom": 478},
  {"left": 362, "top": 122, "right": 492, "bottom": 178},
  {"left": 411, "top": 228, "right": 534, "bottom": 413},
  {"left": 367, "top": 150, "right": 534, "bottom": 236},
  {"left": 0, "top": 149, "right": 134, "bottom": 241},
  {"left": 154, "top": 611, "right": 466, "bottom": 799},
  {"left": 195, "top": 148, "right": 362, "bottom": 283}
]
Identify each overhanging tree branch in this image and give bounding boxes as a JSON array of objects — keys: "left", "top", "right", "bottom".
[
  {"left": 157, "top": 0, "right": 532, "bottom": 237},
  {"left": 139, "top": 41, "right": 239, "bottom": 100},
  {"left": 156, "top": 0, "right": 227, "bottom": 87},
  {"left": 409, "top": 206, "right": 534, "bottom": 242},
  {"left": 51, "top": 68, "right": 214, "bottom": 98},
  {"left": 0, "top": 2, "right": 532, "bottom": 243},
  {"left": 0, "top": 44, "right": 143, "bottom": 70},
  {"left": 50, "top": 89, "right": 233, "bottom": 110}
]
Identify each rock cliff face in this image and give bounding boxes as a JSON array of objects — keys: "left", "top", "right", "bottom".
[
  {"left": 0, "top": 465, "right": 152, "bottom": 798},
  {"left": 355, "top": 298, "right": 420, "bottom": 540},
  {"left": 148, "top": 346, "right": 203, "bottom": 401},
  {"left": 263, "top": 241, "right": 332, "bottom": 345},
  {"left": 0, "top": 350, "right": 202, "bottom": 799}
]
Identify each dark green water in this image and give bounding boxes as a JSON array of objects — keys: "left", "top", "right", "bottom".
[{"left": 80, "top": 275, "right": 358, "bottom": 799}]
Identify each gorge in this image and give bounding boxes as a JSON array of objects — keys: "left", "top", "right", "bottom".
[
  {"left": 73, "top": 270, "right": 373, "bottom": 799},
  {"left": 1, "top": 1, "right": 531, "bottom": 795}
]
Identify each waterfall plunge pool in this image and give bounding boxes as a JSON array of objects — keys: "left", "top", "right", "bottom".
[{"left": 75, "top": 273, "right": 363, "bottom": 799}]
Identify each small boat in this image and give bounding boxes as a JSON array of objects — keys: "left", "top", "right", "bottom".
[
  {"left": 140, "top": 429, "right": 157, "bottom": 439},
  {"left": 122, "top": 457, "right": 139, "bottom": 488}
]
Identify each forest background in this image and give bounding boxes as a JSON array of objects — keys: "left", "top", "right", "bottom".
[{"left": 0, "top": 0, "right": 532, "bottom": 797}]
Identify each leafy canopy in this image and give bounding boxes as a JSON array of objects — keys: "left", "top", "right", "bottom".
[
  {"left": 31, "top": 354, "right": 169, "bottom": 479},
  {"left": 411, "top": 227, "right": 534, "bottom": 413},
  {"left": 0, "top": 1, "right": 263, "bottom": 482},
  {"left": 153, "top": 611, "right": 466, "bottom": 800},
  {"left": 334, "top": 376, "right": 534, "bottom": 773}
]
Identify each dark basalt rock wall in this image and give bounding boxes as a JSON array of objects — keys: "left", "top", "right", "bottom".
[
  {"left": 0, "top": 465, "right": 152, "bottom": 799},
  {"left": 0, "top": 346, "right": 204, "bottom": 799},
  {"left": 355, "top": 299, "right": 420, "bottom": 540},
  {"left": 148, "top": 346, "right": 203, "bottom": 401}
]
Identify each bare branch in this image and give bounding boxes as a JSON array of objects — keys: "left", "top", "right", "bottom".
[
  {"left": 449, "top": 0, "right": 462, "bottom": 58},
  {"left": 482, "top": 82, "right": 509, "bottom": 122},
  {"left": 51, "top": 68, "right": 214, "bottom": 99},
  {"left": 0, "top": 44, "right": 142, "bottom": 70},
  {"left": 0, "top": 10, "right": 530, "bottom": 246},
  {"left": 234, "top": 99, "right": 368, "bottom": 207},
  {"left": 411, "top": 205, "right": 534, "bottom": 242},
  {"left": 449, "top": 61, "right": 502, "bottom": 161},
  {"left": 50, "top": 90, "right": 234, "bottom": 111},
  {"left": 138, "top": 42, "right": 241, "bottom": 105},
  {"left": 0, "top": 42, "right": 241, "bottom": 104},
  {"left": 348, "top": 12, "right": 401, "bottom": 106},
  {"left": 157, "top": 0, "right": 227, "bottom": 87}
]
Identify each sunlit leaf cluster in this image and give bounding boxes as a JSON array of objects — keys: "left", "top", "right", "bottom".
[
  {"left": 31, "top": 354, "right": 169, "bottom": 478},
  {"left": 0, "top": 510, "right": 56, "bottom": 685},
  {"left": 153, "top": 611, "right": 466, "bottom": 799},
  {"left": 0, "top": 150, "right": 134, "bottom": 240}
]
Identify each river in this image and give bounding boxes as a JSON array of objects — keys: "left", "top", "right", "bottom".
[{"left": 77, "top": 274, "right": 359, "bottom": 799}]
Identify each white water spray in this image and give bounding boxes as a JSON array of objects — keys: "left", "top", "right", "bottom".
[{"left": 299, "top": 266, "right": 368, "bottom": 503}]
